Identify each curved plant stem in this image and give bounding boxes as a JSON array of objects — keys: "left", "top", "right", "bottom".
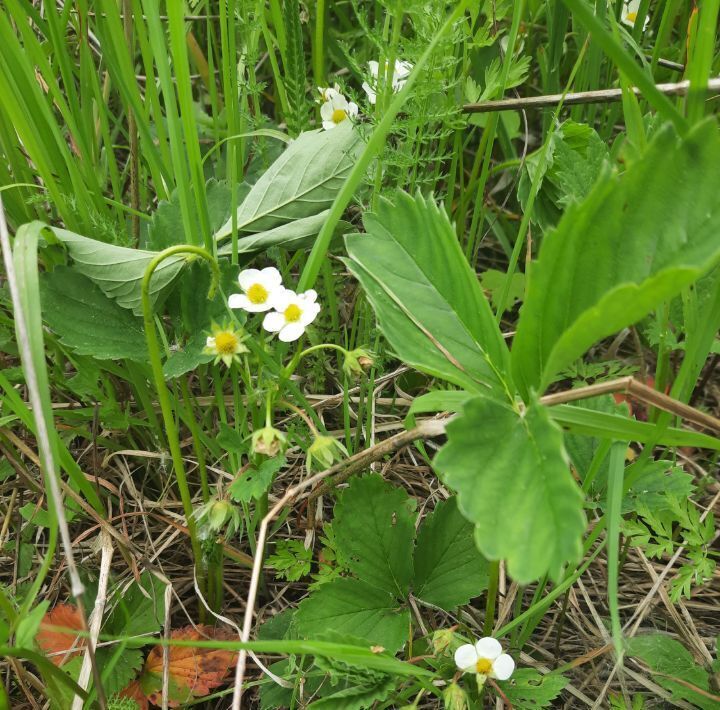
[
  {"left": 141, "top": 245, "right": 220, "bottom": 573},
  {"left": 483, "top": 560, "right": 501, "bottom": 636}
]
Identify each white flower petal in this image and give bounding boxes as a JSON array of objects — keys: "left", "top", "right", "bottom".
[
  {"left": 228, "top": 293, "right": 250, "bottom": 310},
  {"left": 269, "top": 288, "right": 294, "bottom": 312},
  {"left": 299, "top": 302, "right": 320, "bottom": 326},
  {"left": 278, "top": 322, "right": 305, "bottom": 342},
  {"left": 300, "top": 289, "right": 318, "bottom": 303},
  {"left": 454, "top": 644, "right": 479, "bottom": 672},
  {"left": 367, "top": 60, "right": 379, "bottom": 78},
  {"left": 258, "top": 267, "right": 282, "bottom": 289},
  {"left": 322, "top": 121, "right": 336, "bottom": 131},
  {"left": 244, "top": 300, "right": 274, "bottom": 313},
  {"left": 320, "top": 102, "right": 334, "bottom": 121},
  {"left": 262, "top": 311, "right": 286, "bottom": 333},
  {"left": 238, "top": 268, "right": 261, "bottom": 290},
  {"left": 475, "top": 637, "right": 503, "bottom": 661},
  {"left": 491, "top": 653, "right": 515, "bottom": 680},
  {"left": 395, "top": 60, "right": 413, "bottom": 78},
  {"left": 347, "top": 102, "right": 359, "bottom": 118},
  {"left": 206, "top": 336, "right": 216, "bottom": 349},
  {"left": 362, "top": 81, "right": 377, "bottom": 104}
]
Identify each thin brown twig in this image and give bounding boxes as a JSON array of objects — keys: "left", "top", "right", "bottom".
[{"left": 463, "top": 77, "right": 720, "bottom": 113}]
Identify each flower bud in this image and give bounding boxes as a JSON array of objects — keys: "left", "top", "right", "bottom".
[
  {"left": 307, "top": 434, "right": 348, "bottom": 471},
  {"left": 431, "top": 628, "right": 455, "bottom": 655},
  {"left": 251, "top": 425, "right": 287, "bottom": 457},
  {"left": 343, "top": 348, "right": 374, "bottom": 378},
  {"left": 443, "top": 683, "right": 468, "bottom": 710},
  {"left": 208, "top": 500, "right": 233, "bottom": 532}
]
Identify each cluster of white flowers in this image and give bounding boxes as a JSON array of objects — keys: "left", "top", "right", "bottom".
[
  {"left": 228, "top": 267, "right": 320, "bottom": 342},
  {"left": 317, "top": 58, "right": 413, "bottom": 131}
]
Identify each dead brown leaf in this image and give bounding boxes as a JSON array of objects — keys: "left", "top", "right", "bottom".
[
  {"left": 35, "top": 604, "right": 85, "bottom": 666},
  {"left": 141, "top": 625, "right": 237, "bottom": 707}
]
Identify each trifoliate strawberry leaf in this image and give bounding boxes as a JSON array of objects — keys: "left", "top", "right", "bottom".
[
  {"left": 433, "top": 395, "right": 585, "bottom": 583},
  {"left": 332, "top": 475, "right": 416, "bottom": 598},
  {"left": 413, "top": 497, "right": 489, "bottom": 609},
  {"left": 295, "top": 578, "right": 410, "bottom": 654}
]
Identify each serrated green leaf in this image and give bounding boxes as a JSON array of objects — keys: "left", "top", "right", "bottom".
[
  {"left": 40, "top": 267, "right": 148, "bottom": 362},
  {"left": 627, "top": 634, "right": 717, "bottom": 709},
  {"left": 497, "top": 669, "right": 569, "bottom": 709},
  {"left": 309, "top": 676, "right": 394, "bottom": 709},
  {"left": 47, "top": 227, "right": 185, "bottom": 315},
  {"left": 433, "top": 395, "right": 585, "bottom": 583},
  {"left": 96, "top": 646, "right": 143, "bottom": 698},
  {"left": 512, "top": 120, "right": 720, "bottom": 395},
  {"left": 295, "top": 578, "right": 410, "bottom": 654},
  {"left": 105, "top": 572, "right": 166, "bottom": 642},
  {"left": 413, "top": 497, "right": 489, "bottom": 609},
  {"left": 345, "top": 191, "right": 511, "bottom": 398},
  {"left": 215, "top": 124, "right": 361, "bottom": 240},
  {"left": 162, "top": 331, "right": 212, "bottom": 380},
  {"left": 229, "top": 456, "right": 284, "bottom": 503},
  {"left": 333, "top": 475, "right": 416, "bottom": 598}
]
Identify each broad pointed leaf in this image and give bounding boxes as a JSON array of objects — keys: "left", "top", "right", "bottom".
[
  {"left": 295, "top": 578, "right": 409, "bottom": 653},
  {"left": 40, "top": 267, "right": 148, "bottom": 361},
  {"left": 433, "top": 395, "right": 585, "bottom": 583},
  {"left": 333, "top": 475, "right": 415, "bottom": 598},
  {"left": 512, "top": 120, "right": 720, "bottom": 395},
  {"left": 345, "top": 191, "right": 511, "bottom": 397},
  {"left": 47, "top": 227, "right": 185, "bottom": 314},
  {"left": 413, "top": 497, "right": 489, "bottom": 609},
  {"left": 215, "top": 124, "right": 361, "bottom": 239},
  {"left": 217, "top": 210, "right": 331, "bottom": 255}
]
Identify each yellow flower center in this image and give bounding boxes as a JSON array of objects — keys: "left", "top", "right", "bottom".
[
  {"left": 626, "top": 11, "right": 637, "bottom": 21},
  {"left": 475, "top": 658, "right": 493, "bottom": 675},
  {"left": 247, "top": 283, "right": 268, "bottom": 304},
  {"left": 284, "top": 304, "right": 302, "bottom": 323},
  {"left": 332, "top": 108, "right": 348, "bottom": 124},
  {"left": 214, "top": 331, "right": 238, "bottom": 355}
]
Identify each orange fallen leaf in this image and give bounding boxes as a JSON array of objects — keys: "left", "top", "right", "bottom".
[
  {"left": 141, "top": 625, "right": 237, "bottom": 707},
  {"left": 119, "top": 679, "right": 149, "bottom": 710},
  {"left": 36, "top": 604, "right": 85, "bottom": 666}
]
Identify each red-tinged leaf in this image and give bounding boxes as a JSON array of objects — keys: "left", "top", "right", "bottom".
[
  {"left": 119, "top": 679, "right": 149, "bottom": 709},
  {"left": 36, "top": 604, "right": 85, "bottom": 666},
  {"left": 140, "top": 625, "right": 237, "bottom": 707}
]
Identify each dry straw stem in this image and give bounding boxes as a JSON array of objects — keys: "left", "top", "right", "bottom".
[
  {"left": 463, "top": 77, "right": 720, "bottom": 113},
  {"left": 232, "top": 376, "right": 720, "bottom": 705},
  {"left": 0, "top": 198, "right": 106, "bottom": 707}
]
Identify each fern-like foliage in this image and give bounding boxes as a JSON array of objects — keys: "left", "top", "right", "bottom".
[{"left": 283, "top": 0, "right": 309, "bottom": 136}]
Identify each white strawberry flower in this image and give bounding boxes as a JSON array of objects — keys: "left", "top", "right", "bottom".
[
  {"left": 320, "top": 91, "right": 359, "bottom": 130},
  {"left": 228, "top": 267, "right": 283, "bottom": 313},
  {"left": 262, "top": 288, "right": 321, "bottom": 342},
  {"left": 454, "top": 637, "right": 515, "bottom": 682},
  {"left": 362, "top": 59, "right": 413, "bottom": 104},
  {"left": 618, "top": 0, "right": 649, "bottom": 29}
]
